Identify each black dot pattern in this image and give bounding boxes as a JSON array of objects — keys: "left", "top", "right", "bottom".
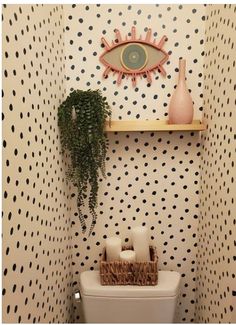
[
  {"left": 65, "top": 5, "right": 206, "bottom": 322},
  {"left": 196, "top": 4, "right": 236, "bottom": 323},
  {"left": 5, "top": 4, "right": 234, "bottom": 324},
  {"left": 65, "top": 4, "right": 205, "bottom": 322},
  {"left": 65, "top": 4, "right": 205, "bottom": 120},
  {"left": 2, "top": 5, "right": 73, "bottom": 323}
]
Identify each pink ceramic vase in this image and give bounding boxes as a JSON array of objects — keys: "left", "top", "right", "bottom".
[{"left": 168, "top": 59, "right": 194, "bottom": 124}]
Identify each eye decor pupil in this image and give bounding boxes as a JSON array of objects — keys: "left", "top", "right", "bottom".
[
  {"left": 100, "top": 26, "right": 169, "bottom": 87},
  {"left": 121, "top": 43, "right": 148, "bottom": 71}
]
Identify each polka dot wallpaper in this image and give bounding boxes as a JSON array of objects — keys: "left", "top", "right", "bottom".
[
  {"left": 3, "top": 3, "right": 235, "bottom": 324},
  {"left": 63, "top": 4, "right": 206, "bottom": 323},
  {"left": 2, "top": 5, "right": 74, "bottom": 323},
  {"left": 196, "top": 4, "right": 236, "bottom": 323},
  {"left": 65, "top": 4, "right": 205, "bottom": 120}
]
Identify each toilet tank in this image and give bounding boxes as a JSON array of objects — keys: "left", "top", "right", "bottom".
[{"left": 79, "top": 270, "right": 181, "bottom": 323}]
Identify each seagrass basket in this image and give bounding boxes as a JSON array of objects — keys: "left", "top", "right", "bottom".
[{"left": 100, "top": 245, "right": 158, "bottom": 286}]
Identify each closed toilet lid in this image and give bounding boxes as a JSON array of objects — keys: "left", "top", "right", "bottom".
[{"left": 80, "top": 270, "right": 180, "bottom": 298}]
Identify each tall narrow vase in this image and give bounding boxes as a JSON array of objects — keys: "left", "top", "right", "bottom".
[{"left": 168, "top": 59, "right": 194, "bottom": 124}]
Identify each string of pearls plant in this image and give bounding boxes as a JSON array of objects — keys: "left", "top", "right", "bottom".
[{"left": 58, "top": 89, "right": 111, "bottom": 236}]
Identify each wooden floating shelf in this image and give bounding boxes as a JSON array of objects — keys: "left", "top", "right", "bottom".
[{"left": 105, "top": 119, "right": 205, "bottom": 132}]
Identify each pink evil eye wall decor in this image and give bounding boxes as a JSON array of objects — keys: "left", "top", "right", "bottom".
[{"left": 100, "top": 26, "right": 169, "bottom": 87}]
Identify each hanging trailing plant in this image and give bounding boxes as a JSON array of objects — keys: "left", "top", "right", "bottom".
[{"left": 58, "top": 89, "right": 111, "bottom": 235}]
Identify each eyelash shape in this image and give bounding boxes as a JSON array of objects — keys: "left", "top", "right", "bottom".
[{"left": 100, "top": 26, "right": 169, "bottom": 87}]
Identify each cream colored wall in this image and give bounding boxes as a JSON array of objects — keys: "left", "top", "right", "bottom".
[
  {"left": 64, "top": 4, "right": 206, "bottom": 323},
  {"left": 2, "top": 5, "right": 73, "bottom": 323},
  {"left": 196, "top": 4, "right": 236, "bottom": 323},
  {"left": 3, "top": 4, "right": 235, "bottom": 324}
]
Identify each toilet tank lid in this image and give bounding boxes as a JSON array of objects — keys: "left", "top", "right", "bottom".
[{"left": 80, "top": 270, "right": 181, "bottom": 298}]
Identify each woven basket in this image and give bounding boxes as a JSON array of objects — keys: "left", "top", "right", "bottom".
[{"left": 100, "top": 245, "right": 158, "bottom": 286}]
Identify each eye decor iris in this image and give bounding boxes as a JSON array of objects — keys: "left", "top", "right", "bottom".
[{"left": 100, "top": 26, "right": 169, "bottom": 87}]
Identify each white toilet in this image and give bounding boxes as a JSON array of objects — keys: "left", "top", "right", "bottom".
[{"left": 79, "top": 270, "right": 181, "bottom": 323}]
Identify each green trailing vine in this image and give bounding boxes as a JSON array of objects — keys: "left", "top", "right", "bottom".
[{"left": 58, "top": 89, "right": 111, "bottom": 235}]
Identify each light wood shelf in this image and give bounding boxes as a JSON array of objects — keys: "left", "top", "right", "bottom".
[{"left": 105, "top": 119, "right": 205, "bottom": 132}]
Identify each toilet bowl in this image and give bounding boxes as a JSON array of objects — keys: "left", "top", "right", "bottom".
[{"left": 79, "top": 270, "right": 181, "bottom": 323}]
